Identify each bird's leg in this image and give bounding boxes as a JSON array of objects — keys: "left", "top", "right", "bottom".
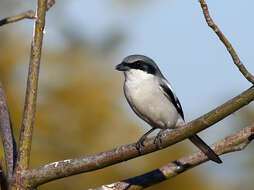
[
  {"left": 136, "top": 128, "right": 156, "bottom": 154},
  {"left": 154, "top": 128, "right": 167, "bottom": 149}
]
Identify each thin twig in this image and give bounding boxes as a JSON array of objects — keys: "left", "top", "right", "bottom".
[
  {"left": 22, "top": 86, "right": 254, "bottom": 188},
  {"left": 16, "top": 0, "right": 47, "bottom": 177},
  {"left": 91, "top": 125, "right": 254, "bottom": 190},
  {"left": 0, "top": 0, "right": 55, "bottom": 27},
  {"left": 0, "top": 10, "right": 35, "bottom": 27},
  {"left": 199, "top": 0, "right": 254, "bottom": 84},
  {"left": 0, "top": 82, "right": 17, "bottom": 180}
]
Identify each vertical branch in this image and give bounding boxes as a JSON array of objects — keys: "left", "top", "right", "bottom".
[
  {"left": 17, "top": 0, "right": 47, "bottom": 173},
  {"left": 0, "top": 82, "right": 17, "bottom": 180}
]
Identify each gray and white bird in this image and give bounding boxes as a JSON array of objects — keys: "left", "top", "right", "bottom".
[{"left": 116, "top": 54, "right": 222, "bottom": 164}]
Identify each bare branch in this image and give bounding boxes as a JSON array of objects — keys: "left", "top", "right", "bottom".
[
  {"left": 92, "top": 125, "right": 254, "bottom": 190},
  {"left": 0, "top": 10, "right": 35, "bottom": 27},
  {"left": 0, "top": 82, "right": 17, "bottom": 180},
  {"left": 199, "top": 0, "right": 254, "bottom": 84},
  {"left": 0, "top": 0, "right": 55, "bottom": 27},
  {"left": 22, "top": 86, "right": 254, "bottom": 188},
  {"left": 16, "top": 0, "right": 47, "bottom": 174}
]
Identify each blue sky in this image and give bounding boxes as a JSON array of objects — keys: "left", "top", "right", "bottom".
[{"left": 62, "top": 0, "right": 254, "bottom": 115}]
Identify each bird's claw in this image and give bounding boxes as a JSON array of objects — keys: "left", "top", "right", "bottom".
[
  {"left": 154, "top": 135, "right": 162, "bottom": 149},
  {"left": 154, "top": 130, "right": 165, "bottom": 149},
  {"left": 135, "top": 139, "right": 145, "bottom": 154}
]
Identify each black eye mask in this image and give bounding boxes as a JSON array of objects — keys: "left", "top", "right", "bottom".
[{"left": 126, "top": 61, "right": 156, "bottom": 75}]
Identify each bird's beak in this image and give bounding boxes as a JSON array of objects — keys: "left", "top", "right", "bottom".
[{"left": 115, "top": 62, "right": 129, "bottom": 71}]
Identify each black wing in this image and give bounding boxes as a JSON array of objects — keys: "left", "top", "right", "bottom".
[{"left": 159, "top": 80, "right": 184, "bottom": 120}]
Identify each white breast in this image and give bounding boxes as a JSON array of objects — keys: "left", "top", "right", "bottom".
[{"left": 123, "top": 70, "right": 180, "bottom": 129}]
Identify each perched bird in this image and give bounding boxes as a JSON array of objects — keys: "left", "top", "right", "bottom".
[{"left": 115, "top": 54, "right": 222, "bottom": 164}]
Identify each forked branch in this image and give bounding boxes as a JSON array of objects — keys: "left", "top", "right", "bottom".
[{"left": 16, "top": 0, "right": 47, "bottom": 176}]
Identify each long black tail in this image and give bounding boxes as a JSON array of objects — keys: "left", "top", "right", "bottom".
[{"left": 189, "top": 134, "right": 222, "bottom": 164}]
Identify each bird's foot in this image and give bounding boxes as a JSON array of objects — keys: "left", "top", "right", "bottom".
[
  {"left": 135, "top": 138, "right": 145, "bottom": 154},
  {"left": 154, "top": 129, "right": 166, "bottom": 149},
  {"left": 135, "top": 128, "right": 156, "bottom": 154},
  {"left": 154, "top": 135, "right": 162, "bottom": 149}
]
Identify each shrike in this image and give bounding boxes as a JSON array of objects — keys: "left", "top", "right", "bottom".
[{"left": 116, "top": 54, "right": 222, "bottom": 164}]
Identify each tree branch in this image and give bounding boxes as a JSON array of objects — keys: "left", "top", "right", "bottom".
[
  {"left": 0, "top": 10, "right": 35, "bottom": 27},
  {"left": 199, "top": 0, "right": 254, "bottom": 84},
  {"left": 16, "top": 0, "right": 47, "bottom": 177},
  {"left": 91, "top": 125, "right": 254, "bottom": 190},
  {"left": 22, "top": 86, "right": 254, "bottom": 188},
  {"left": 0, "top": 0, "right": 55, "bottom": 27},
  {"left": 0, "top": 82, "right": 17, "bottom": 181}
]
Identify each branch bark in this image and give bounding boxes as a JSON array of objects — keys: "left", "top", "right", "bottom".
[
  {"left": 15, "top": 0, "right": 47, "bottom": 187},
  {"left": 0, "top": 82, "right": 17, "bottom": 181},
  {"left": 22, "top": 86, "right": 254, "bottom": 188},
  {"left": 91, "top": 124, "right": 254, "bottom": 190},
  {"left": 199, "top": 0, "right": 254, "bottom": 84},
  {"left": 0, "top": 0, "right": 55, "bottom": 27},
  {"left": 0, "top": 10, "right": 35, "bottom": 27}
]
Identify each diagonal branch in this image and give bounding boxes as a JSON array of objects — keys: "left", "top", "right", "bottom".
[
  {"left": 91, "top": 125, "right": 254, "bottom": 190},
  {"left": 199, "top": 0, "right": 254, "bottom": 84},
  {"left": 0, "top": 0, "right": 55, "bottom": 27},
  {"left": 16, "top": 0, "right": 47, "bottom": 175},
  {"left": 0, "top": 82, "right": 17, "bottom": 180},
  {"left": 0, "top": 10, "right": 35, "bottom": 27},
  {"left": 22, "top": 86, "right": 254, "bottom": 188}
]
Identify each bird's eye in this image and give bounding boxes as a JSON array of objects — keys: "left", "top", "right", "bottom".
[
  {"left": 143, "top": 65, "right": 154, "bottom": 74},
  {"left": 141, "top": 64, "right": 149, "bottom": 71},
  {"left": 129, "top": 62, "right": 141, "bottom": 70},
  {"left": 139, "top": 61, "right": 156, "bottom": 74},
  {"left": 135, "top": 61, "right": 144, "bottom": 70},
  {"left": 128, "top": 61, "right": 156, "bottom": 74}
]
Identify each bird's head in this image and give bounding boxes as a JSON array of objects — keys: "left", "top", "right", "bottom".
[{"left": 115, "top": 55, "right": 163, "bottom": 80}]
